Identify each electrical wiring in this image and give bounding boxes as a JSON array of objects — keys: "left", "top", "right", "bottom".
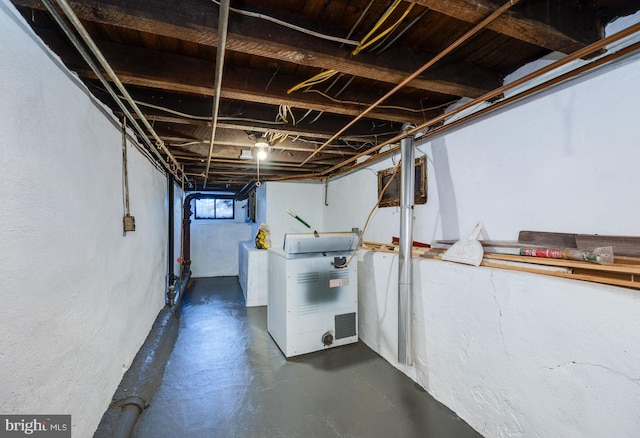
[
  {"left": 302, "top": 89, "right": 458, "bottom": 113},
  {"left": 265, "top": 131, "right": 289, "bottom": 144},
  {"left": 119, "top": 95, "right": 287, "bottom": 125},
  {"left": 288, "top": 2, "right": 415, "bottom": 105},
  {"left": 341, "top": 0, "right": 376, "bottom": 47},
  {"left": 331, "top": 74, "right": 354, "bottom": 102},
  {"left": 277, "top": 105, "right": 296, "bottom": 125},
  {"left": 352, "top": 3, "right": 415, "bottom": 56},
  {"left": 309, "top": 111, "right": 324, "bottom": 124},
  {"left": 334, "top": 161, "right": 401, "bottom": 268},
  {"left": 375, "top": 7, "right": 429, "bottom": 54},
  {"left": 288, "top": 1, "right": 404, "bottom": 93},
  {"left": 210, "top": 0, "right": 359, "bottom": 46},
  {"left": 352, "top": 0, "right": 401, "bottom": 56},
  {"left": 287, "top": 69, "right": 338, "bottom": 94},
  {"left": 297, "top": 108, "right": 314, "bottom": 124}
]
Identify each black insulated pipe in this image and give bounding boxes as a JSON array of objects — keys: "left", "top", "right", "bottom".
[
  {"left": 181, "top": 193, "right": 223, "bottom": 275},
  {"left": 92, "top": 276, "right": 189, "bottom": 438}
]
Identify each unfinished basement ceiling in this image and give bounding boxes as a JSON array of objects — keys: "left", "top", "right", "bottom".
[{"left": 11, "top": 0, "right": 640, "bottom": 193}]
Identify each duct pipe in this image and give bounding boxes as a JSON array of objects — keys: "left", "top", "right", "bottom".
[
  {"left": 398, "top": 124, "right": 415, "bottom": 365},
  {"left": 204, "top": 0, "right": 231, "bottom": 187}
]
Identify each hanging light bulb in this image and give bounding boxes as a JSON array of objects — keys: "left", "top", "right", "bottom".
[{"left": 255, "top": 140, "right": 269, "bottom": 160}]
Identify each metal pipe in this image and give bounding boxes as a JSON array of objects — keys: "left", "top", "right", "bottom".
[
  {"left": 167, "top": 177, "right": 176, "bottom": 306},
  {"left": 180, "top": 193, "right": 222, "bottom": 273},
  {"left": 51, "top": 0, "right": 178, "bottom": 168},
  {"left": 300, "top": 0, "right": 519, "bottom": 166},
  {"left": 181, "top": 193, "right": 197, "bottom": 274},
  {"left": 41, "top": 0, "right": 169, "bottom": 169},
  {"left": 122, "top": 117, "right": 131, "bottom": 216},
  {"left": 204, "top": 0, "right": 231, "bottom": 187},
  {"left": 398, "top": 124, "right": 415, "bottom": 366},
  {"left": 113, "top": 397, "right": 144, "bottom": 438},
  {"left": 322, "top": 19, "right": 640, "bottom": 177}
]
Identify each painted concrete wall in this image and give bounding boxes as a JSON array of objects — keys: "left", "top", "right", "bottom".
[
  {"left": 325, "top": 43, "right": 640, "bottom": 437},
  {"left": 255, "top": 181, "right": 325, "bottom": 250},
  {"left": 0, "top": 3, "right": 171, "bottom": 436},
  {"left": 188, "top": 197, "right": 252, "bottom": 277}
]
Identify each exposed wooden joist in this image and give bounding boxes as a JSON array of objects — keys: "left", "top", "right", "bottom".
[
  {"left": 407, "top": 0, "right": 601, "bottom": 54},
  {"left": 102, "top": 86, "right": 405, "bottom": 142},
  {"left": 42, "top": 33, "right": 435, "bottom": 124},
  {"left": 14, "top": 0, "right": 499, "bottom": 97},
  {"left": 162, "top": 133, "right": 359, "bottom": 156}
]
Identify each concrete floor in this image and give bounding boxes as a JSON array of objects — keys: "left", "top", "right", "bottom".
[{"left": 134, "top": 276, "right": 482, "bottom": 438}]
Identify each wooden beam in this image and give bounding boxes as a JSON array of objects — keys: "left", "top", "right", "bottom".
[
  {"left": 13, "top": 0, "right": 499, "bottom": 97},
  {"left": 407, "top": 0, "right": 601, "bottom": 54},
  {"left": 101, "top": 85, "right": 404, "bottom": 142},
  {"left": 45, "top": 34, "right": 435, "bottom": 124}
]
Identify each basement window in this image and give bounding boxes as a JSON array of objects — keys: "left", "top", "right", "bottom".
[{"left": 194, "top": 197, "right": 235, "bottom": 220}]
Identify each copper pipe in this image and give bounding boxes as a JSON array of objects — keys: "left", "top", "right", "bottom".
[
  {"left": 299, "top": 0, "right": 520, "bottom": 166},
  {"left": 323, "top": 20, "right": 640, "bottom": 176}
]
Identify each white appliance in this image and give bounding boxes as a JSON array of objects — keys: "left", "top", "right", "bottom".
[{"left": 268, "top": 232, "right": 358, "bottom": 358}]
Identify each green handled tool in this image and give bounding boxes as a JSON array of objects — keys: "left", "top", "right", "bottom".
[{"left": 287, "top": 209, "right": 311, "bottom": 228}]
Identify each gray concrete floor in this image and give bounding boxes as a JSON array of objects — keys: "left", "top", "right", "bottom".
[{"left": 134, "top": 276, "right": 482, "bottom": 438}]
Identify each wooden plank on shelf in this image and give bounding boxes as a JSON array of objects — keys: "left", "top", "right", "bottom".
[
  {"left": 481, "top": 262, "right": 640, "bottom": 289},
  {"left": 518, "top": 230, "right": 577, "bottom": 248},
  {"left": 359, "top": 241, "right": 640, "bottom": 290},
  {"left": 576, "top": 234, "right": 640, "bottom": 257},
  {"left": 572, "top": 268, "right": 636, "bottom": 282}
]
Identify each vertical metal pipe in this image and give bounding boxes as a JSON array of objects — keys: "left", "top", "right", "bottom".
[
  {"left": 398, "top": 124, "right": 415, "bottom": 365},
  {"left": 167, "top": 177, "right": 175, "bottom": 305},
  {"left": 181, "top": 194, "right": 197, "bottom": 275}
]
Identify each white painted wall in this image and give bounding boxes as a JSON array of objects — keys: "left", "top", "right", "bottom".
[
  {"left": 255, "top": 181, "right": 325, "bottom": 250},
  {"left": 325, "top": 43, "right": 640, "bottom": 437},
  {"left": 188, "top": 197, "right": 252, "bottom": 277},
  {"left": 0, "top": 3, "right": 172, "bottom": 436}
]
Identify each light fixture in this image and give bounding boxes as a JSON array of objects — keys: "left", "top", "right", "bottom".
[{"left": 255, "top": 140, "right": 269, "bottom": 161}]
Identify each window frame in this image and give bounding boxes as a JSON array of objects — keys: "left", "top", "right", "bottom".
[{"left": 193, "top": 195, "right": 235, "bottom": 220}]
